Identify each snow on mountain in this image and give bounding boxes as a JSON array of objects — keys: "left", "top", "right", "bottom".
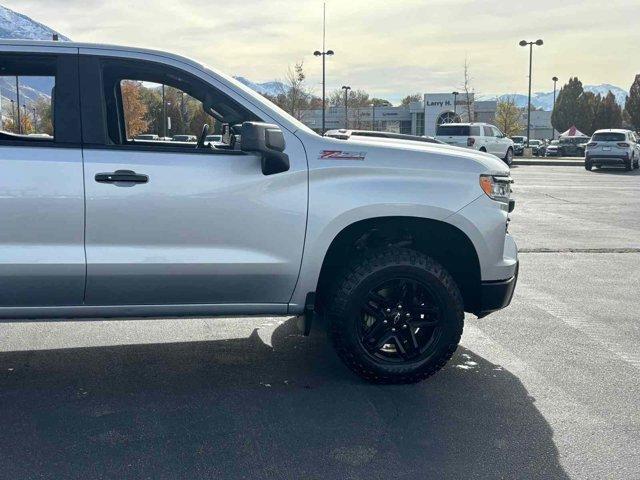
[
  {"left": 489, "top": 84, "right": 628, "bottom": 111},
  {"left": 0, "top": 5, "right": 69, "bottom": 41},
  {"left": 233, "top": 76, "right": 286, "bottom": 97}
]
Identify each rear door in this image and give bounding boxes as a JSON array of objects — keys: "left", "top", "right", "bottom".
[
  {"left": 78, "top": 53, "right": 307, "bottom": 307},
  {"left": 0, "top": 49, "right": 85, "bottom": 307},
  {"left": 492, "top": 126, "right": 507, "bottom": 157}
]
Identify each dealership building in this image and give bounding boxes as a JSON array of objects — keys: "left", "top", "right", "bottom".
[{"left": 300, "top": 93, "right": 555, "bottom": 139}]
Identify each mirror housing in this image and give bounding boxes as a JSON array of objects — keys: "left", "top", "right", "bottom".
[{"left": 241, "top": 122, "right": 290, "bottom": 175}]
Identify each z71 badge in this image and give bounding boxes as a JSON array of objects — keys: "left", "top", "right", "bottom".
[{"left": 319, "top": 150, "right": 366, "bottom": 160}]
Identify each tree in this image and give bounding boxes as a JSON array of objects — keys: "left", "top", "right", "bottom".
[
  {"left": 328, "top": 88, "right": 371, "bottom": 108},
  {"left": 33, "top": 97, "right": 53, "bottom": 135},
  {"left": 624, "top": 74, "right": 640, "bottom": 131},
  {"left": 495, "top": 97, "right": 522, "bottom": 136},
  {"left": 593, "top": 91, "right": 622, "bottom": 131},
  {"left": 120, "top": 80, "right": 149, "bottom": 138},
  {"left": 551, "top": 77, "right": 584, "bottom": 133},
  {"left": 461, "top": 57, "right": 475, "bottom": 122},
  {"left": 400, "top": 93, "right": 422, "bottom": 107},
  {"left": 269, "top": 61, "right": 314, "bottom": 120},
  {"left": 371, "top": 98, "right": 392, "bottom": 107},
  {"left": 576, "top": 91, "right": 600, "bottom": 135}
]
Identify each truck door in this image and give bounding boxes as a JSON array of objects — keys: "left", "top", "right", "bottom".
[
  {"left": 78, "top": 53, "right": 307, "bottom": 307},
  {"left": 0, "top": 50, "right": 85, "bottom": 307}
]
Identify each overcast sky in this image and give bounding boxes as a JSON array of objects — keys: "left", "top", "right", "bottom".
[{"left": 6, "top": 0, "right": 639, "bottom": 103}]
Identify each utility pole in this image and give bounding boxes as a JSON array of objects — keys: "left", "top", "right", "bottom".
[
  {"left": 341, "top": 85, "right": 351, "bottom": 129},
  {"left": 313, "top": 3, "right": 333, "bottom": 134}
]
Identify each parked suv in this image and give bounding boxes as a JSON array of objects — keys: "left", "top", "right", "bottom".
[
  {"left": 0, "top": 40, "right": 518, "bottom": 384},
  {"left": 585, "top": 129, "right": 640, "bottom": 171},
  {"left": 435, "top": 123, "right": 514, "bottom": 165}
]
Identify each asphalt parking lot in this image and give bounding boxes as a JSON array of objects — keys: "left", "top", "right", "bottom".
[{"left": 0, "top": 166, "right": 638, "bottom": 480}]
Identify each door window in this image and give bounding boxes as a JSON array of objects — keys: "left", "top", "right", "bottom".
[
  {"left": 99, "top": 59, "right": 261, "bottom": 151},
  {"left": 492, "top": 127, "right": 502, "bottom": 137},
  {"left": 483, "top": 126, "right": 493, "bottom": 136}
]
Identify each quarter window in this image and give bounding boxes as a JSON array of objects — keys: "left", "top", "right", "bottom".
[{"left": 0, "top": 57, "right": 56, "bottom": 142}]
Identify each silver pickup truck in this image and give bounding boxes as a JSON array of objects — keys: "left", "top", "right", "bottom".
[{"left": 0, "top": 40, "right": 518, "bottom": 383}]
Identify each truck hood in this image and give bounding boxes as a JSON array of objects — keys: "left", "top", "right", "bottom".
[{"left": 324, "top": 135, "right": 511, "bottom": 175}]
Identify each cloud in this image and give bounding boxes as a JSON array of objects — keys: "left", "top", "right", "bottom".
[{"left": 4, "top": 0, "right": 638, "bottom": 103}]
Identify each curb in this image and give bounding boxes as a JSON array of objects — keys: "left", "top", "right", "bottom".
[{"left": 513, "top": 159, "right": 584, "bottom": 166}]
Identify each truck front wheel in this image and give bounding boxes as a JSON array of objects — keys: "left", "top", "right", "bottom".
[{"left": 327, "top": 247, "right": 464, "bottom": 384}]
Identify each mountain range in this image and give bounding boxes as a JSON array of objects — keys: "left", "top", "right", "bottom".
[{"left": 0, "top": 4, "right": 630, "bottom": 111}]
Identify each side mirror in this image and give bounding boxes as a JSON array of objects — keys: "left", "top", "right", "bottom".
[{"left": 241, "top": 122, "right": 290, "bottom": 175}]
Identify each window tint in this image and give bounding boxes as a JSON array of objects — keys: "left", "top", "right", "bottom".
[
  {"left": 99, "top": 58, "right": 260, "bottom": 150},
  {"left": 0, "top": 58, "right": 56, "bottom": 142},
  {"left": 483, "top": 126, "right": 493, "bottom": 136},
  {"left": 470, "top": 126, "right": 481, "bottom": 136},
  {"left": 120, "top": 80, "right": 216, "bottom": 143},
  {"left": 436, "top": 125, "right": 469, "bottom": 136},
  {"left": 592, "top": 132, "right": 626, "bottom": 142}
]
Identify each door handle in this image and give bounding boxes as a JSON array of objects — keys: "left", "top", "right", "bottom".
[{"left": 95, "top": 170, "right": 148, "bottom": 184}]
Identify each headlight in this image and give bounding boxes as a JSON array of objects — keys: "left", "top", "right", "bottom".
[{"left": 479, "top": 174, "right": 512, "bottom": 203}]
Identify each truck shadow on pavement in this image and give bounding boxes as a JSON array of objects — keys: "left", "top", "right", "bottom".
[{"left": 0, "top": 317, "right": 570, "bottom": 480}]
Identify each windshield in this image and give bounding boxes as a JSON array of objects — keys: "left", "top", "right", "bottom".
[
  {"left": 200, "top": 64, "right": 316, "bottom": 135},
  {"left": 511, "top": 136, "right": 525, "bottom": 143},
  {"left": 592, "top": 132, "right": 626, "bottom": 142}
]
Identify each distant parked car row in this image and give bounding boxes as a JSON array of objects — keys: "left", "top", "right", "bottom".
[
  {"left": 133, "top": 133, "right": 223, "bottom": 145},
  {"left": 509, "top": 135, "right": 593, "bottom": 158}
]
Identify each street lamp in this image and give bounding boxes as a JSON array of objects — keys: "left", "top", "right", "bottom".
[
  {"left": 341, "top": 85, "right": 351, "bottom": 129},
  {"left": 552, "top": 76, "right": 558, "bottom": 140},
  {"left": 452, "top": 91, "right": 459, "bottom": 117},
  {"left": 519, "top": 39, "right": 543, "bottom": 147},
  {"left": 314, "top": 49, "right": 334, "bottom": 134}
]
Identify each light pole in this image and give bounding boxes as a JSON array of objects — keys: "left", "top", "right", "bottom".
[
  {"left": 519, "top": 39, "right": 543, "bottom": 147},
  {"left": 372, "top": 103, "right": 376, "bottom": 131},
  {"left": 32, "top": 107, "right": 36, "bottom": 132},
  {"left": 10, "top": 100, "right": 15, "bottom": 133},
  {"left": 452, "top": 91, "right": 459, "bottom": 117},
  {"left": 15, "top": 76, "right": 21, "bottom": 134},
  {"left": 341, "top": 85, "right": 351, "bottom": 129},
  {"left": 162, "top": 84, "right": 167, "bottom": 138},
  {"left": 314, "top": 2, "right": 333, "bottom": 134},
  {"left": 551, "top": 76, "right": 558, "bottom": 140},
  {"left": 314, "top": 49, "right": 334, "bottom": 134}
]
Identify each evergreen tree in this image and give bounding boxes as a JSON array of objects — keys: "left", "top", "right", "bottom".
[
  {"left": 577, "top": 91, "right": 600, "bottom": 135},
  {"left": 624, "top": 74, "right": 640, "bottom": 131},
  {"left": 593, "top": 91, "right": 623, "bottom": 131},
  {"left": 551, "top": 77, "right": 584, "bottom": 133}
]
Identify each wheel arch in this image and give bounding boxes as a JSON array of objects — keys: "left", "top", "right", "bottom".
[{"left": 313, "top": 216, "right": 482, "bottom": 314}]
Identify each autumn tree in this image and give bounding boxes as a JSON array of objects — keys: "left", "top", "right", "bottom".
[
  {"left": 120, "top": 80, "right": 148, "bottom": 138},
  {"left": 33, "top": 97, "right": 53, "bottom": 135},
  {"left": 495, "top": 97, "right": 522, "bottom": 136},
  {"left": 624, "top": 74, "right": 640, "bottom": 131},
  {"left": 328, "top": 88, "right": 372, "bottom": 108}
]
